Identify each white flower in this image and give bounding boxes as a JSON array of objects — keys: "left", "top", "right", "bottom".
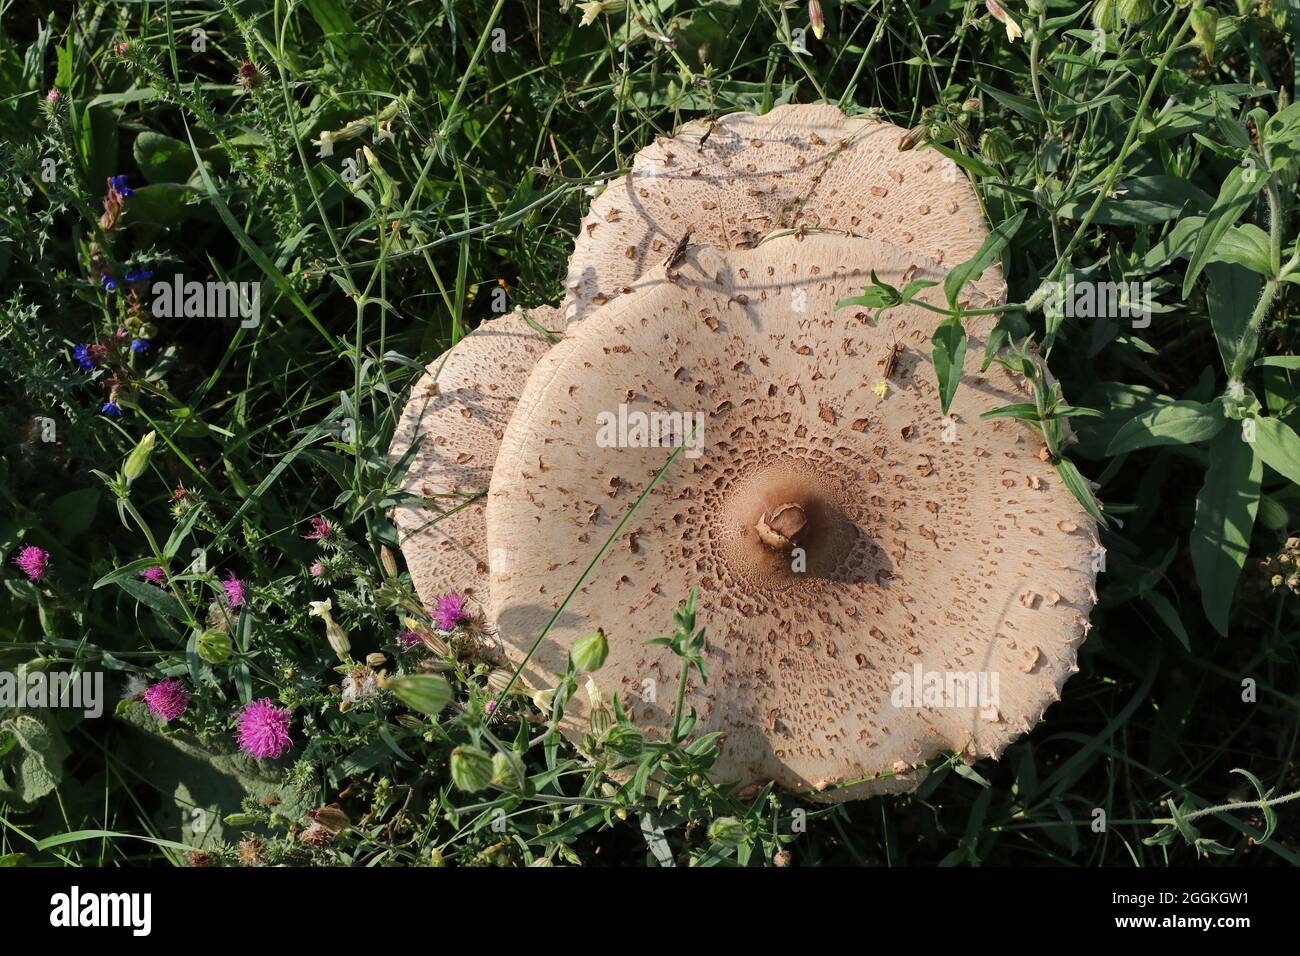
[
  {"left": 314, "top": 130, "right": 334, "bottom": 158},
  {"left": 309, "top": 599, "right": 333, "bottom": 619}
]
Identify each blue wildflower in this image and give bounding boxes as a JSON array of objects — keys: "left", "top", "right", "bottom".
[
  {"left": 101, "top": 273, "right": 117, "bottom": 292},
  {"left": 125, "top": 269, "right": 154, "bottom": 284},
  {"left": 131, "top": 338, "right": 149, "bottom": 353},
  {"left": 109, "top": 174, "right": 133, "bottom": 199},
  {"left": 73, "top": 344, "right": 95, "bottom": 371},
  {"left": 101, "top": 401, "right": 122, "bottom": 417}
]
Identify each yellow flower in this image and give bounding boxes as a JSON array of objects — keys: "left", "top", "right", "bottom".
[{"left": 872, "top": 379, "right": 890, "bottom": 399}]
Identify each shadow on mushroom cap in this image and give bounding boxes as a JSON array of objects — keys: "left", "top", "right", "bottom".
[{"left": 564, "top": 103, "right": 1005, "bottom": 326}]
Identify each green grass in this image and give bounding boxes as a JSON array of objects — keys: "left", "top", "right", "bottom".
[{"left": 0, "top": 0, "right": 1298, "bottom": 866}]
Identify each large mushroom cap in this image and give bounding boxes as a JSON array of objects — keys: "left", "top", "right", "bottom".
[
  {"left": 390, "top": 307, "right": 559, "bottom": 622},
  {"left": 489, "top": 237, "right": 1097, "bottom": 801},
  {"left": 564, "top": 103, "right": 1002, "bottom": 324}
]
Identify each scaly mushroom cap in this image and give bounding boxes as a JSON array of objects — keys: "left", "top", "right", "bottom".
[
  {"left": 564, "top": 103, "right": 1003, "bottom": 324},
  {"left": 390, "top": 307, "right": 560, "bottom": 622},
  {"left": 489, "top": 237, "right": 1097, "bottom": 802}
]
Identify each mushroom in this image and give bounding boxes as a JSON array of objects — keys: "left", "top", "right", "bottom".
[
  {"left": 563, "top": 103, "right": 1003, "bottom": 324},
  {"left": 389, "top": 307, "right": 559, "bottom": 626},
  {"left": 488, "top": 237, "right": 1097, "bottom": 801}
]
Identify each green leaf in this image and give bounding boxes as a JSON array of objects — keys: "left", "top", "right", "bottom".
[
  {"left": 119, "top": 185, "right": 202, "bottom": 233},
  {"left": 1106, "top": 400, "right": 1226, "bottom": 455},
  {"left": 114, "top": 576, "right": 189, "bottom": 622},
  {"left": 48, "top": 488, "right": 100, "bottom": 537},
  {"left": 1190, "top": 427, "right": 1262, "bottom": 636},
  {"left": 1142, "top": 590, "right": 1190, "bottom": 651},
  {"left": 1182, "top": 166, "right": 1261, "bottom": 298},
  {"left": 184, "top": 125, "right": 343, "bottom": 353},
  {"left": 133, "top": 131, "right": 197, "bottom": 184},
  {"left": 1230, "top": 768, "right": 1277, "bottom": 843},
  {"left": 944, "top": 209, "right": 1025, "bottom": 309},
  {"left": 0, "top": 714, "right": 70, "bottom": 804},
  {"left": 1256, "top": 355, "right": 1300, "bottom": 369},
  {"left": 1207, "top": 262, "right": 1264, "bottom": 375},
  {"left": 1055, "top": 456, "right": 1106, "bottom": 526},
  {"left": 34, "top": 829, "right": 196, "bottom": 854},
  {"left": 931, "top": 316, "right": 967, "bottom": 415},
  {"left": 1251, "top": 416, "right": 1300, "bottom": 486},
  {"left": 1057, "top": 175, "right": 1210, "bottom": 225}
]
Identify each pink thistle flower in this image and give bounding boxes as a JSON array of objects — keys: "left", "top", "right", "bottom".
[
  {"left": 303, "top": 516, "right": 333, "bottom": 542},
  {"left": 144, "top": 678, "right": 190, "bottom": 723},
  {"left": 221, "top": 571, "right": 247, "bottom": 608},
  {"left": 309, "top": 561, "right": 325, "bottom": 579},
  {"left": 141, "top": 565, "right": 166, "bottom": 585},
  {"left": 396, "top": 628, "right": 421, "bottom": 650},
  {"left": 12, "top": 545, "right": 50, "bottom": 582},
  {"left": 432, "top": 592, "right": 470, "bottom": 632},
  {"left": 485, "top": 699, "right": 496, "bottom": 715},
  {"left": 236, "top": 698, "right": 293, "bottom": 759}
]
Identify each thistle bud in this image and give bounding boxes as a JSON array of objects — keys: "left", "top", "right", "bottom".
[
  {"left": 708, "top": 815, "right": 748, "bottom": 846},
  {"left": 572, "top": 628, "right": 609, "bottom": 672},
  {"left": 123, "top": 430, "right": 157, "bottom": 484},
  {"left": 450, "top": 745, "right": 494, "bottom": 792},
  {"left": 197, "top": 629, "right": 233, "bottom": 664}
]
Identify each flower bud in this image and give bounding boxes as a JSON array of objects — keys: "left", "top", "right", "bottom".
[
  {"left": 383, "top": 673, "right": 451, "bottom": 717},
  {"left": 123, "top": 430, "right": 157, "bottom": 484},
  {"left": 808, "top": 0, "right": 825, "bottom": 40},
  {"left": 980, "top": 128, "right": 1015, "bottom": 165},
  {"left": 708, "top": 815, "right": 748, "bottom": 846},
  {"left": 601, "top": 724, "right": 645, "bottom": 761},
  {"left": 1118, "top": 0, "right": 1153, "bottom": 25},
  {"left": 491, "top": 749, "right": 526, "bottom": 789},
  {"left": 366, "top": 652, "right": 388, "bottom": 669},
  {"left": 450, "top": 745, "right": 494, "bottom": 792},
  {"left": 1091, "top": 0, "right": 1118, "bottom": 32},
  {"left": 572, "top": 628, "right": 609, "bottom": 672},
  {"left": 379, "top": 546, "right": 399, "bottom": 578},
  {"left": 197, "top": 629, "right": 233, "bottom": 664},
  {"left": 589, "top": 702, "right": 614, "bottom": 737}
]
